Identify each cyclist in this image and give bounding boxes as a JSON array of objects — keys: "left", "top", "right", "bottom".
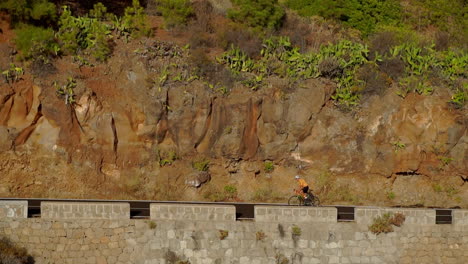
[{"left": 294, "top": 175, "right": 310, "bottom": 199}]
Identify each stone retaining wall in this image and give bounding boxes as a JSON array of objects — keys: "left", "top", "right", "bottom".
[
  {"left": 41, "top": 202, "right": 130, "bottom": 220},
  {"left": 255, "top": 206, "right": 337, "bottom": 223},
  {"left": 355, "top": 208, "right": 436, "bottom": 225},
  {"left": 150, "top": 203, "right": 235, "bottom": 221},
  {"left": 1, "top": 202, "right": 467, "bottom": 264},
  {"left": 0, "top": 200, "right": 27, "bottom": 218}
]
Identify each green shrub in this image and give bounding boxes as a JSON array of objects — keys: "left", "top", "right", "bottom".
[
  {"left": 54, "top": 77, "right": 77, "bottom": 105},
  {"left": 159, "top": 150, "right": 178, "bottom": 166},
  {"left": 193, "top": 159, "right": 210, "bottom": 172},
  {"left": 228, "top": 0, "right": 285, "bottom": 30},
  {"left": 121, "top": 0, "right": 152, "bottom": 38},
  {"left": 14, "top": 24, "right": 58, "bottom": 61},
  {"left": 57, "top": 6, "right": 112, "bottom": 61},
  {"left": 156, "top": 0, "right": 194, "bottom": 29},
  {"left": 264, "top": 161, "right": 274, "bottom": 173},
  {"left": 368, "top": 213, "right": 393, "bottom": 234},
  {"left": 2, "top": 64, "right": 24, "bottom": 84},
  {"left": 0, "top": 236, "right": 33, "bottom": 264},
  {"left": 286, "top": 0, "right": 401, "bottom": 36},
  {"left": 148, "top": 221, "right": 157, "bottom": 229},
  {"left": 450, "top": 86, "right": 467, "bottom": 109},
  {"left": 368, "top": 212, "right": 406, "bottom": 234},
  {"left": 291, "top": 225, "right": 301, "bottom": 237},
  {"left": 89, "top": 2, "right": 107, "bottom": 20},
  {"left": 0, "top": 0, "right": 56, "bottom": 25},
  {"left": 224, "top": 185, "right": 237, "bottom": 198}
]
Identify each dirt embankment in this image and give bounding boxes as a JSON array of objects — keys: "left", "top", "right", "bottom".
[{"left": 0, "top": 14, "right": 466, "bottom": 207}]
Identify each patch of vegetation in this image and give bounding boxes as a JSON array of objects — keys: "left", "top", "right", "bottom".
[
  {"left": 228, "top": 0, "right": 285, "bottom": 30},
  {"left": 0, "top": 236, "right": 34, "bottom": 264},
  {"left": 156, "top": 0, "right": 194, "bottom": 29},
  {"left": 291, "top": 225, "right": 301, "bottom": 237},
  {"left": 392, "top": 141, "right": 406, "bottom": 153},
  {"left": 275, "top": 253, "right": 289, "bottom": 264},
  {"left": 437, "top": 156, "right": 453, "bottom": 169},
  {"left": 432, "top": 183, "right": 443, "bottom": 193},
  {"left": 251, "top": 187, "right": 283, "bottom": 203},
  {"left": 223, "top": 185, "right": 237, "bottom": 199},
  {"left": 368, "top": 212, "right": 406, "bottom": 234},
  {"left": 286, "top": 0, "right": 401, "bottom": 36},
  {"left": 432, "top": 183, "right": 460, "bottom": 198},
  {"left": 256, "top": 230, "right": 266, "bottom": 241},
  {"left": 192, "top": 158, "right": 210, "bottom": 172},
  {"left": 14, "top": 24, "right": 58, "bottom": 62},
  {"left": 264, "top": 161, "right": 274, "bottom": 173},
  {"left": 386, "top": 191, "right": 396, "bottom": 200},
  {"left": 449, "top": 84, "right": 467, "bottom": 109},
  {"left": 2, "top": 64, "right": 24, "bottom": 84},
  {"left": 148, "top": 221, "right": 157, "bottom": 229},
  {"left": 159, "top": 150, "right": 178, "bottom": 166},
  {"left": 0, "top": 0, "right": 57, "bottom": 25},
  {"left": 218, "top": 230, "right": 229, "bottom": 240},
  {"left": 119, "top": 0, "right": 152, "bottom": 38},
  {"left": 54, "top": 77, "right": 77, "bottom": 105},
  {"left": 57, "top": 6, "right": 112, "bottom": 61}
]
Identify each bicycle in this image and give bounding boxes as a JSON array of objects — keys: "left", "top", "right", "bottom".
[{"left": 288, "top": 191, "right": 320, "bottom": 206}]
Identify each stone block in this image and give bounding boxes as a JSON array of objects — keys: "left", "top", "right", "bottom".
[
  {"left": 41, "top": 202, "right": 130, "bottom": 220},
  {"left": 255, "top": 206, "right": 337, "bottom": 223},
  {"left": 453, "top": 210, "right": 468, "bottom": 226},
  {"left": 150, "top": 204, "right": 236, "bottom": 222},
  {"left": 0, "top": 200, "right": 28, "bottom": 218}
]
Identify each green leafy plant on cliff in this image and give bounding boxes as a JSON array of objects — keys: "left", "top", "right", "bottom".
[
  {"left": 224, "top": 185, "right": 238, "bottom": 199},
  {"left": 368, "top": 212, "right": 406, "bottom": 234},
  {"left": 192, "top": 158, "right": 210, "bottom": 172},
  {"left": 159, "top": 150, "right": 178, "bottom": 167},
  {"left": 54, "top": 77, "right": 77, "bottom": 105},
  {"left": 437, "top": 156, "right": 453, "bottom": 169},
  {"left": 2, "top": 64, "right": 24, "bottom": 84},
  {"left": 264, "top": 161, "right": 274, "bottom": 173},
  {"left": 392, "top": 140, "right": 406, "bottom": 153},
  {"left": 449, "top": 85, "right": 467, "bottom": 109},
  {"left": 57, "top": 6, "right": 112, "bottom": 61}
]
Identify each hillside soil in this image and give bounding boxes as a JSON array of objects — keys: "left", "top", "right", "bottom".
[{"left": 0, "top": 13, "right": 466, "bottom": 208}]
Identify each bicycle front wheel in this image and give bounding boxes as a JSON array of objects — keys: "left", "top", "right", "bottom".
[
  {"left": 288, "top": 195, "right": 303, "bottom": 206},
  {"left": 311, "top": 195, "right": 320, "bottom": 207}
]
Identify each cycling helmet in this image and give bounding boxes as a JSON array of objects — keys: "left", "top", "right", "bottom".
[{"left": 295, "top": 175, "right": 300, "bottom": 179}]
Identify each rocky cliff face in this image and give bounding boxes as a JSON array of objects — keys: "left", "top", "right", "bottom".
[{"left": 0, "top": 31, "right": 466, "bottom": 207}]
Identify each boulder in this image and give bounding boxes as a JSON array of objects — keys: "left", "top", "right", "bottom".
[{"left": 185, "top": 171, "right": 211, "bottom": 188}]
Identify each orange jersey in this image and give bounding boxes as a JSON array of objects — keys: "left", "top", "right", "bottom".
[{"left": 298, "top": 178, "right": 308, "bottom": 188}]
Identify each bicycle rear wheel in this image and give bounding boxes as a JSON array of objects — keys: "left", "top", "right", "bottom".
[{"left": 288, "top": 195, "right": 304, "bottom": 206}]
